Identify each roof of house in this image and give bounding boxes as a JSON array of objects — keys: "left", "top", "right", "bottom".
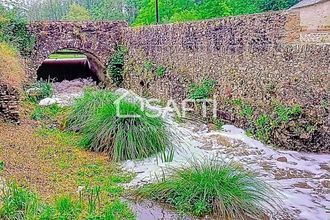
[{"left": 290, "top": 0, "right": 329, "bottom": 9}]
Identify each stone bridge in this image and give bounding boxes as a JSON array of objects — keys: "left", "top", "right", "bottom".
[{"left": 28, "top": 21, "right": 127, "bottom": 81}]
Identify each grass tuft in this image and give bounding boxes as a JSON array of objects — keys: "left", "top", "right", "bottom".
[
  {"left": 68, "top": 89, "right": 173, "bottom": 162},
  {"left": 68, "top": 89, "right": 117, "bottom": 131},
  {"left": 80, "top": 100, "right": 170, "bottom": 162},
  {"left": 134, "top": 159, "right": 282, "bottom": 218}
]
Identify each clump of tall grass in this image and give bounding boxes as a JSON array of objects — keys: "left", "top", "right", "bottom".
[
  {"left": 69, "top": 89, "right": 173, "bottom": 162},
  {"left": 134, "top": 159, "right": 282, "bottom": 218},
  {"left": 80, "top": 100, "right": 170, "bottom": 162},
  {"left": 68, "top": 89, "right": 117, "bottom": 131}
]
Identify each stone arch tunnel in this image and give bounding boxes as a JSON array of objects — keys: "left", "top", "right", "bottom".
[{"left": 28, "top": 21, "right": 127, "bottom": 82}]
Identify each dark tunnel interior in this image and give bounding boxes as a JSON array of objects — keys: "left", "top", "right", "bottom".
[{"left": 37, "top": 50, "right": 101, "bottom": 82}]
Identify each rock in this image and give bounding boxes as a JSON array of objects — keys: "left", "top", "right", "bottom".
[
  {"left": 207, "top": 123, "right": 217, "bottom": 131},
  {"left": 321, "top": 180, "right": 330, "bottom": 188},
  {"left": 39, "top": 98, "right": 59, "bottom": 106},
  {"left": 277, "top": 156, "right": 288, "bottom": 163}
]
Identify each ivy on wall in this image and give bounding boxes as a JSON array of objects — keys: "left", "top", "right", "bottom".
[{"left": 107, "top": 45, "right": 128, "bottom": 87}]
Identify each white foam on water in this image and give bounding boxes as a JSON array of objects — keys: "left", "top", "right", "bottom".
[{"left": 122, "top": 109, "right": 330, "bottom": 220}]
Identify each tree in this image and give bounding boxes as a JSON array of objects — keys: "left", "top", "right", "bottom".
[{"left": 64, "top": 3, "right": 91, "bottom": 21}]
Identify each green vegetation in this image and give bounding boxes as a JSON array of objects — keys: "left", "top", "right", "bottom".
[
  {"left": 233, "top": 99, "right": 254, "bottom": 120},
  {"left": 0, "top": 182, "right": 134, "bottom": 219},
  {"left": 214, "top": 119, "right": 225, "bottom": 131},
  {"left": 49, "top": 50, "right": 87, "bottom": 59},
  {"left": 107, "top": 46, "right": 128, "bottom": 87},
  {"left": 0, "top": 42, "right": 26, "bottom": 88},
  {"left": 68, "top": 89, "right": 117, "bottom": 131},
  {"left": 0, "top": 182, "right": 39, "bottom": 219},
  {"left": 188, "top": 80, "right": 217, "bottom": 100},
  {"left": 26, "top": 80, "right": 54, "bottom": 104},
  {"left": 16, "top": 0, "right": 298, "bottom": 25},
  {"left": 0, "top": 6, "right": 35, "bottom": 56},
  {"left": 64, "top": 3, "right": 91, "bottom": 21},
  {"left": 69, "top": 89, "right": 173, "bottom": 162},
  {"left": 31, "top": 104, "right": 62, "bottom": 121},
  {"left": 135, "top": 159, "right": 281, "bottom": 218},
  {"left": 232, "top": 99, "right": 304, "bottom": 143},
  {"left": 143, "top": 60, "right": 154, "bottom": 72},
  {"left": 0, "top": 161, "right": 4, "bottom": 172},
  {"left": 155, "top": 65, "right": 166, "bottom": 77}
]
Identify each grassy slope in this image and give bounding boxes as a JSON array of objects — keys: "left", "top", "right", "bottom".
[
  {"left": 0, "top": 42, "right": 26, "bottom": 88},
  {"left": 0, "top": 118, "right": 135, "bottom": 218}
]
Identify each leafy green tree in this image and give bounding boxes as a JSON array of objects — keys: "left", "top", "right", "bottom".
[
  {"left": 258, "top": 0, "right": 300, "bottom": 11},
  {"left": 0, "top": 5, "right": 35, "bottom": 56},
  {"left": 64, "top": 3, "right": 91, "bottom": 21}
]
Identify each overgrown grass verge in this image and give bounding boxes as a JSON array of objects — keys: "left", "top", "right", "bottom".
[
  {"left": 134, "top": 159, "right": 282, "bottom": 218},
  {"left": 0, "top": 124, "right": 136, "bottom": 219},
  {"left": 0, "top": 181, "right": 135, "bottom": 219},
  {"left": 0, "top": 42, "right": 26, "bottom": 88},
  {"left": 68, "top": 89, "right": 173, "bottom": 162}
]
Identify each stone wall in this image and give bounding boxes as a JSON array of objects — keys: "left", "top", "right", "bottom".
[
  {"left": 122, "top": 11, "right": 330, "bottom": 152},
  {"left": 0, "top": 84, "right": 20, "bottom": 123},
  {"left": 29, "top": 21, "right": 127, "bottom": 80}
]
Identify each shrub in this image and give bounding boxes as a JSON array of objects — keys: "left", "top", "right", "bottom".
[
  {"left": 107, "top": 46, "right": 128, "bottom": 87},
  {"left": 68, "top": 89, "right": 117, "bottom": 131},
  {"left": 0, "top": 7, "right": 35, "bottom": 56},
  {"left": 188, "top": 80, "right": 217, "bottom": 100},
  {"left": 135, "top": 159, "right": 282, "bottom": 218},
  {"left": 80, "top": 100, "right": 171, "bottom": 162}
]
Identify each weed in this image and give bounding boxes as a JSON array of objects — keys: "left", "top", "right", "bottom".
[
  {"left": 213, "top": 119, "right": 225, "bottom": 131},
  {"left": 102, "top": 200, "right": 135, "bottom": 220},
  {"left": 25, "top": 80, "right": 53, "bottom": 103},
  {"left": 255, "top": 114, "right": 272, "bottom": 143},
  {"left": 275, "top": 104, "right": 302, "bottom": 123},
  {"left": 232, "top": 99, "right": 254, "bottom": 119},
  {"left": 155, "top": 65, "right": 166, "bottom": 77},
  {"left": 0, "top": 161, "right": 3, "bottom": 172},
  {"left": 135, "top": 159, "right": 282, "bottom": 218},
  {"left": 143, "top": 60, "right": 154, "bottom": 71},
  {"left": 188, "top": 80, "right": 217, "bottom": 100},
  {"left": 107, "top": 45, "right": 128, "bottom": 87},
  {"left": 31, "top": 104, "right": 61, "bottom": 121},
  {"left": 0, "top": 182, "right": 39, "bottom": 219},
  {"left": 55, "top": 196, "right": 81, "bottom": 219}
]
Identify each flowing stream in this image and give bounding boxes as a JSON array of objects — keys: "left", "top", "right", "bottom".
[
  {"left": 41, "top": 84, "right": 329, "bottom": 220},
  {"left": 119, "top": 91, "right": 330, "bottom": 220}
]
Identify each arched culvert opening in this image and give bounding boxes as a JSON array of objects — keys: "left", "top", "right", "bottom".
[{"left": 37, "top": 49, "right": 105, "bottom": 83}]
